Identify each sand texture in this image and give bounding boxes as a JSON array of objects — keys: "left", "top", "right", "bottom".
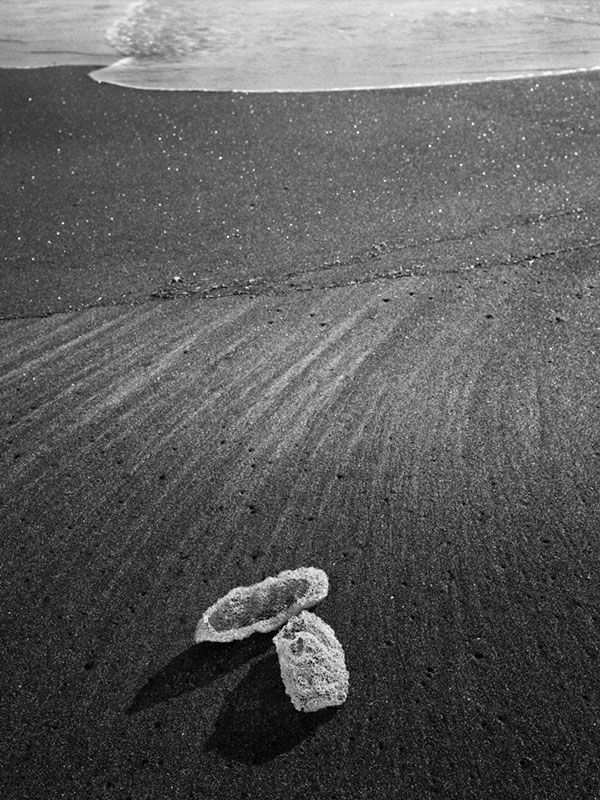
[{"left": 1, "top": 67, "right": 600, "bottom": 799}]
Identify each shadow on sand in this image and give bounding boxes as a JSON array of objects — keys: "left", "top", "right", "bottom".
[
  {"left": 127, "top": 633, "right": 275, "bottom": 715},
  {"left": 205, "top": 651, "right": 338, "bottom": 764}
]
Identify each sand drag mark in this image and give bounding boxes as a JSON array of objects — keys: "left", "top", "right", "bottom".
[{"left": 2, "top": 248, "right": 600, "bottom": 797}]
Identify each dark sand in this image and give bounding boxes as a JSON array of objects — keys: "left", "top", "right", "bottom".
[{"left": 1, "top": 66, "right": 600, "bottom": 799}]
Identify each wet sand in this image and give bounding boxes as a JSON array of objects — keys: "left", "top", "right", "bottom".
[{"left": 2, "top": 66, "right": 600, "bottom": 799}]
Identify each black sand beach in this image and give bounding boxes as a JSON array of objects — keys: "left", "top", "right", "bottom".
[{"left": 1, "top": 66, "right": 600, "bottom": 799}]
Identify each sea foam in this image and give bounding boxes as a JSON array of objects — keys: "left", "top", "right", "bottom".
[{"left": 105, "top": 0, "right": 207, "bottom": 59}]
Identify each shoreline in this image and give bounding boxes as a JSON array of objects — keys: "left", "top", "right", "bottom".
[
  {"left": 88, "top": 62, "right": 600, "bottom": 94},
  {"left": 4, "top": 57, "right": 600, "bottom": 94},
  {"left": 2, "top": 65, "right": 600, "bottom": 799}
]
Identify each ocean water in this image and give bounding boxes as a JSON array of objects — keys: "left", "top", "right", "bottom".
[{"left": 1, "top": 0, "right": 600, "bottom": 91}]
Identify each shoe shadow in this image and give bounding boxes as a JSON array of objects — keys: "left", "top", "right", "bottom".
[
  {"left": 127, "top": 633, "right": 275, "bottom": 715},
  {"left": 205, "top": 651, "right": 338, "bottom": 764}
]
